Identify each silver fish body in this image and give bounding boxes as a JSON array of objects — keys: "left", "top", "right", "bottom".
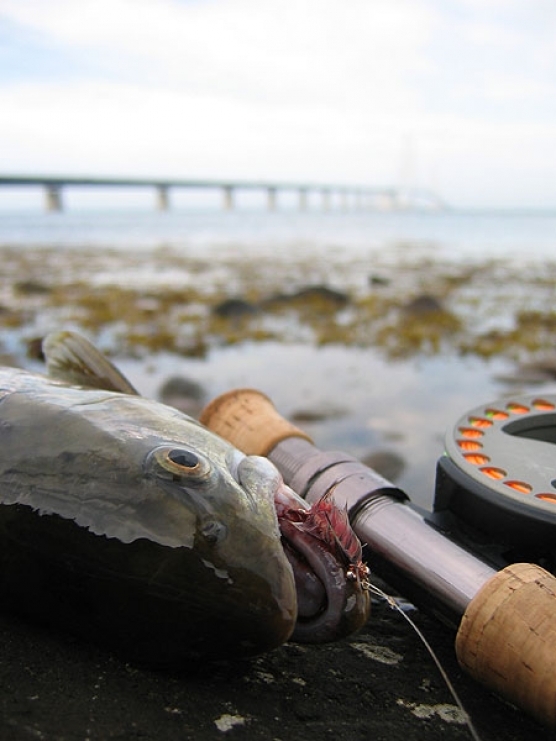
[{"left": 0, "top": 367, "right": 297, "bottom": 664}]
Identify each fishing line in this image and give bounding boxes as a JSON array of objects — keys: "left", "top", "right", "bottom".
[{"left": 368, "top": 583, "right": 483, "bottom": 741}]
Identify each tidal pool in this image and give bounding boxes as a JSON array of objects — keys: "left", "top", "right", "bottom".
[
  {"left": 2, "top": 243, "right": 556, "bottom": 511},
  {"left": 115, "top": 341, "right": 544, "bottom": 510}
]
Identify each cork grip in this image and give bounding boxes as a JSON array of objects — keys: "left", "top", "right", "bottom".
[
  {"left": 199, "top": 389, "right": 312, "bottom": 456},
  {"left": 456, "top": 562, "right": 556, "bottom": 727}
]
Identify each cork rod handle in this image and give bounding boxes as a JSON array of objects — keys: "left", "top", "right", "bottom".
[
  {"left": 456, "top": 562, "right": 556, "bottom": 728},
  {"left": 199, "top": 388, "right": 312, "bottom": 456}
]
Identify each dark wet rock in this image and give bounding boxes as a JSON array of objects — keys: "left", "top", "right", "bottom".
[
  {"left": 293, "top": 285, "right": 350, "bottom": 306},
  {"left": 25, "top": 336, "right": 45, "bottom": 361},
  {"left": 263, "top": 285, "right": 350, "bottom": 309},
  {"left": 13, "top": 280, "right": 52, "bottom": 295},
  {"left": 290, "top": 406, "right": 347, "bottom": 423},
  {"left": 158, "top": 376, "right": 207, "bottom": 416},
  {"left": 497, "top": 358, "right": 556, "bottom": 384},
  {"left": 402, "top": 294, "right": 444, "bottom": 316},
  {"left": 0, "top": 576, "right": 541, "bottom": 741},
  {"left": 290, "top": 697, "right": 321, "bottom": 722},
  {"left": 361, "top": 450, "right": 406, "bottom": 482},
  {"left": 212, "top": 298, "right": 258, "bottom": 319},
  {"left": 369, "top": 274, "right": 391, "bottom": 287}
]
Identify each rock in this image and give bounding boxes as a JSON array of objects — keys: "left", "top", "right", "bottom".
[
  {"left": 369, "top": 274, "right": 390, "bottom": 287},
  {"left": 212, "top": 298, "right": 258, "bottom": 319},
  {"left": 290, "top": 407, "right": 347, "bottom": 423},
  {"left": 262, "top": 285, "right": 350, "bottom": 310},
  {"left": 360, "top": 450, "right": 406, "bottom": 482},
  {"left": 497, "top": 358, "right": 556, "bottom": 384},
  {"left": 25, "top": 336, "right": 45, "bottom": 361},
  {"left": 292, "top": 285, "right": 350, "bottom": 306},
  {"left": 158, "top": 376, "right": 207, "bottom": 416},
  {"left": 13, "top": 280, "right": 52, "bottom": 295},
  {"left": 402, "top": 294, "right": 444, "bottom": 316},
  {"left": 0, "top": 581, "right": 537, "bottom": 741}
]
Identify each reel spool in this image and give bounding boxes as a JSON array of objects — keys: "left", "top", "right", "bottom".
[{"left": 434, "top": 394, "right": 556, "bottom": 570}]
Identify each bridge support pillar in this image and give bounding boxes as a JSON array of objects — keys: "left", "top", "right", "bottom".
[
  {"left": 45, "top": 184, "right": 62, "bottom": 212},
  {"left": 321, "top": 189, "right": 330, "bottom": 211},
  {"left": 156, "top": 185, "right": 169, "bottom": 211},
  {"left": 298, "top": 188, "right": 307, "bottom": 211},
  {"left": 223, "top": 185, "right": 234, "bottom": 210},
  {"left": 267, "top": 187, "right": 277, "bottom": 211}
]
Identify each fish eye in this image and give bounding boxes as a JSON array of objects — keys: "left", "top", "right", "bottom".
[
  {"left": 167, "top": 449, "right": 200, "bottom": 470},
  {"left": 146, "top": 445, "right": 211, "bottom": 483}
]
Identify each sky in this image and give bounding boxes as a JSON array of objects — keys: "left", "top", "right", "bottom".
[{"left": 1, "top": 0, "right": 556, "bottom": 209}]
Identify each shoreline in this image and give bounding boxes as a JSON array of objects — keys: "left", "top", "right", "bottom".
[
  {"left": 1, "top": 244, "right": 555, "bottom": 738},
  {"left": 1, "top": 244, "right": 555, "bottom": 363},
  {"left": 2, "top": 243, "right": 556, "bottom": 510},
  {"left": 0, "top": 576, "right": 546, "bottom": 741}
]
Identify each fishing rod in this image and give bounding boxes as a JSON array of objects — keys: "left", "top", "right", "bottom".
[{"left": 200, "top": 389, "right": 556, "bottom": 730}]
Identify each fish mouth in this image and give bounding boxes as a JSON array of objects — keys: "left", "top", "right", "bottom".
[
  {"left": 233, "top": 455, "right": 370, "bottom": 643},
  {"left": 276, "top": 489, "right": 371, "bottom": 643}
]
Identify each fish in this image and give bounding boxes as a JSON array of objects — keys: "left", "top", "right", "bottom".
[{"left": 0, "top": 331, "right": 370, "bottom": 663}]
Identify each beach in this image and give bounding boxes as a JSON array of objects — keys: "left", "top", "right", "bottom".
[
  {"left": 0, "top": 575, "right": 544, "bottom": 741},
  {"left": 1, "top": 221, "right": 556, "bottom": 509},
  {"left": 1, "top": 209, "right": 556, "bottom": 738}
]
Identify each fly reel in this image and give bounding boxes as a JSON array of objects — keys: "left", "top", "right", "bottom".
[{"left": 433, "top": 394, "right": 556, "bottom": 571}]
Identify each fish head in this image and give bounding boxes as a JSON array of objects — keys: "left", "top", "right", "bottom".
[
  {"left": 138, "top": 431, "right": 298, "bottom": 655},
  {"left": 0, "top": 371, "right": 297, "bottom": 659}
]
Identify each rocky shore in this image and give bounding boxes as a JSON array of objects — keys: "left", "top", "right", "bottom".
[
  {"left": 0, "top": 576, "right": 548, "bottom": 741},
  {"left": 1, "top": 244, "right": 556, "bottom": 740},
  {"left": 1, "top": 245, "right": 556, "bottom": 366}
]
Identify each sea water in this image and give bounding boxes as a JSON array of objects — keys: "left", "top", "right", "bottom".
[{"left": 1, "top": 206, "right": 556, "bottom": 261}]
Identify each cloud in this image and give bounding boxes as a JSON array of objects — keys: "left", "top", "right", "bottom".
[
  {"left": 0, "top": 0, "right": 436, "bottom": 181},
  {"left": 2, "top": 0, "right": 556, "bottom": 206},
  {"left": 0, "top": 0, "right": 433, "bottom": 110},
  {"left": 0, "top": 79, "right": 403, "bottom": 183}
]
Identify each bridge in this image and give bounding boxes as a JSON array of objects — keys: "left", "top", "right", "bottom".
[{"left": 0, "top": 174, "right": 444, "bottom": 212}]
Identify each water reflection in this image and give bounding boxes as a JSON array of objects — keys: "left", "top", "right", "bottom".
[
  {"left": 3, "top": 211, "right": 556, "bottom": 513},
  {"left": 118, "top": 342, "right": 532, "bottom": 510}
]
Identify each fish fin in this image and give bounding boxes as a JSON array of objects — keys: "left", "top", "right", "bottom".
[{"left": 42, "top": 330, "right": 139, "bottom": 394}]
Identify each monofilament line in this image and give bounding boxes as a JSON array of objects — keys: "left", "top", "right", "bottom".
[{"left": 368, "top": 583, "right": 483, "bottom": 741}]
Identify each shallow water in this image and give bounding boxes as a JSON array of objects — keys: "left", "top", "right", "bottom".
[
  {"left": 2, "top": 207, "right": 556, "bottom": 511},
  {"left": 114, "top": 342, "right": 549, "bottom": 510},
  {"left": 2, "top": 207, "right": 556, "bottom": 262}
]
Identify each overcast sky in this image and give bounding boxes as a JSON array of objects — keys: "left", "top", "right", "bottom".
[{"left": 1, "top": 0, "right": 556, "bottom": 208}]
